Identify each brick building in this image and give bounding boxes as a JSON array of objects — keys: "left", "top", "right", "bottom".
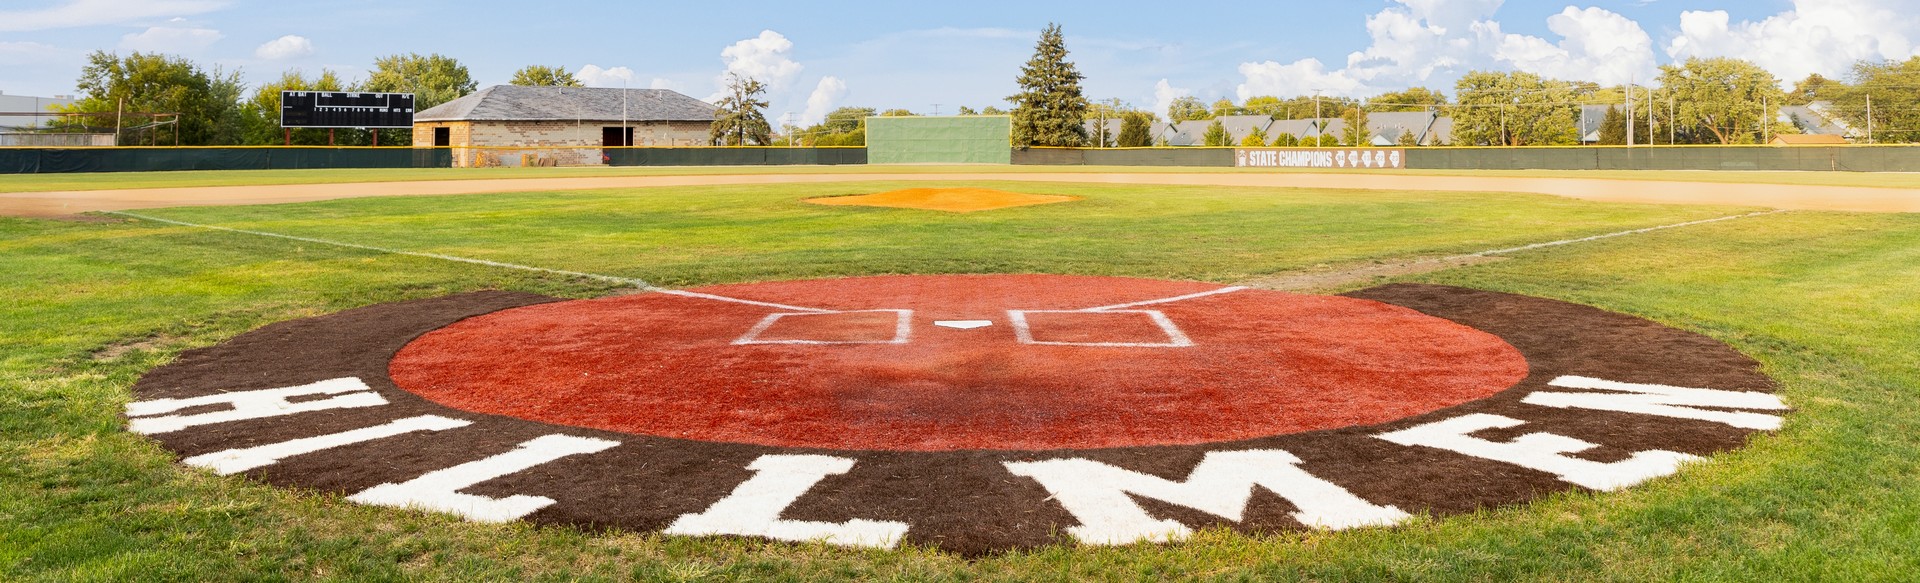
[{"left": 413, "top": 85, "right": 716, "bottom": 167}]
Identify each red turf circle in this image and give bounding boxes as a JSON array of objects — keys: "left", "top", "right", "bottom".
[{"left": 389, "top": 275, "right": 1528, "bottom": 451}]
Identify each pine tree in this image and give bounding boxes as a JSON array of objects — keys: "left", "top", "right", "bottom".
[
  {"left": 1599, "top": 105, "right": 1626, "bottom": 145},
  {"left": 1202, "top": 119, "right": 1230, "bottom": 146},
  {"left": 709, "top": 73, "right": 771, "bottom": 146},
  {"left": 1008, "top": 23, "right": 1090, "bottom": 147},
  {"left": 1117, "top": 111, "right": 1154, "bottom": 147}
]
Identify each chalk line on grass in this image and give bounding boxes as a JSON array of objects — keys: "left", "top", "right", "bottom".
[
  {"left": 1242, "top": 210, "right": 1786, "bottom": 291},
  {"left": 105, "top": 210, "right": 841, "bottom": 313},
  {"left": 109, "top": 208, "right": 1784, "bottom": 302}
]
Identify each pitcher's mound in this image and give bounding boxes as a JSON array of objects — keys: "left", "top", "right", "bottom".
[{"left": 806, "top": 188, "right": 1079, "bottom": 212}]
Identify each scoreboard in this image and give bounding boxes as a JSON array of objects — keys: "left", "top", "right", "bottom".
[{"left": 280, "top": 91, "right": 416, "bottom": 128}]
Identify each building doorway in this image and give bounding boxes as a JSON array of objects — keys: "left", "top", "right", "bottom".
[{"left": 433, "top": 127, "right": 450, "bottom": 147}]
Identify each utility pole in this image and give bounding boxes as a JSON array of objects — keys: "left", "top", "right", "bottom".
[
  {"left": 1627, "top": 77, "right": 1636, "bottom": 147},
  {"left": 1648, "top": 88, "right": 1656, "bottom": 145},
  {"left": 1669, "top": 95, "right": 1676, "bottom": 144},
  {"left": 1867, "top": 93, "right": 1875, "bottom": 144},
  {"left": 1762, "top": 95, "right": 1770, "bottom": 144},
  {"left": 1313, "top": 89, "right": 1323, "bottom": 144}
]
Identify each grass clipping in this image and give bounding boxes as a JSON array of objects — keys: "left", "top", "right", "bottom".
[{"left": 806, "top": 188, "right": 1079, "bottom": 213}]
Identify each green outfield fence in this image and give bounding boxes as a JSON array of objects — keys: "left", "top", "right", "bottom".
[
  {"left": 867, "top": 116, "right": 1013, "bottom": 164},
  {"left": 1015, "top": 145, "right": 1920, "bottom": 172},
  {"left": 0, "top": 147, "right": 452, "bottom": 174},
  {"left": 6, "top": 144, "right": 1920, "bottom": 174}
]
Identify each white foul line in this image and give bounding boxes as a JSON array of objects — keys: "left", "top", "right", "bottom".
[
  {"left": 105, "top": 210, "right": 840, "bottom": 313},
  {"left": 1077, "top": 286, "right": 1249, "bottom": 312},
  {"left": 1467, "top": 210, "right": 1784, "bottom": 258}
]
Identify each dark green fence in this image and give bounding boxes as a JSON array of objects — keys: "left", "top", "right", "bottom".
[
  {"left": 1406, "top": 146, "right": 1920, "bottom": 171},
  {"left": 1012, "top": 145, "right": 1920, "bottom": 171},
  {"left": 0, "top": 147, "right": 451, "bottom": 174},
  {"left": 606, "top": 148, "right": 866, "bottom": 166},
  {"left": 1012, "top": 148, "right": 1233, "bottom": 166}
]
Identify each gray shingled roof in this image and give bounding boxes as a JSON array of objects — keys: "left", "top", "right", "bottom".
[{"left": 416, "top": 85, "right": 717, "bottom": 122}]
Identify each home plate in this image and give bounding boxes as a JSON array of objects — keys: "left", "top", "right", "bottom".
[{"left": 935, "top": 320, "right": 994, "bottom": 330}]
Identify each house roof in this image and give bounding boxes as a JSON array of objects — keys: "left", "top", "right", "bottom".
[
  {"left": 1771, "top": 133, "right": 1850, "bottom": 145},
  {"left": 415, "top": 85, "right": 717, "bottom": 123},
  {"left": 1780, "top": 104, "right": 1852, "bottom": 136}
]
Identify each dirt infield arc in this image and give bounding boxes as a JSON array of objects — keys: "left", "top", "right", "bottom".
[
  {"left": 390, "top": 275, "right": 1527, "bottom": 451},
  {"left": 127, "top": 278, "right": 1787, "bottom": 554}
]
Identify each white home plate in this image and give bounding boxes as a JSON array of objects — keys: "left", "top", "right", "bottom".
[{"left": 934, "top": 320, "right": 994, "bottom": 330}]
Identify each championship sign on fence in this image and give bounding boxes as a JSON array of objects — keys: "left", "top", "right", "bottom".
[{"left": 1236, "top": 148, "right": 1406, "bottom": 169}]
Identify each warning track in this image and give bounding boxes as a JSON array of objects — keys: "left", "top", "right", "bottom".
[{"left": 11, "top": 171, "right": 1920, "bottom": 216}]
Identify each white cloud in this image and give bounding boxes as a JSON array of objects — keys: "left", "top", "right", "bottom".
[
  {"left": 1667, "top": 0, "right": 1920, "bottom": 84},
  {"left": 648, "top": 78, "right": 683, "bottom": 92},
  {"left": 1494, "top": 7, "right": 1656, "bottom": 86},
  {"left": 1235, "top": 1, "right": 1665, "bottom": 98},
  {"left": 576, "top": 64, "right": 636, "bottom": 87},
  {"left": 1152, "top": 79, "right": 1190, "bottom": 121},
  {"left": 253, "top": 35, "right": 313, "bottom": 60},
  {"left": 0, "top": 41, "right": 61, "bottom": 65},
  {"left": 119, "top": 26, "right": 223, "bottom": 53},
  {"left": 800, "top": 76, "right": 847, "bottom": 125},
  {"left": 0, "top": 0, "right": 226, "bottom": 32},
  {"left": 1236, "top": 59, "right": 1366, "bottom": 101},
  {"left": 716, "top": 30, "right": 804, "bottom": 93}
]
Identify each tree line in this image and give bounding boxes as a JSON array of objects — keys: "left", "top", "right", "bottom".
[{"left": 45, "top": 34, "right": 1920, "bottom": 148}]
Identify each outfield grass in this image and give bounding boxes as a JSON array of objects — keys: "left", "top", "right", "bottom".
[
  {"left": 5, "top": 163, "right": 1920, "bottom": 193},
  {"left": 4, "top": 181, "right": 1917, "bottom": 580}
]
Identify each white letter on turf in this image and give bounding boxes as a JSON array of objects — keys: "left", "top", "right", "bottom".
[
  {"left": 126, "top": 377, "right": 387, "bottom": 435},
  {"left": 666, "top": 455, "right": 910, "bottom": 548},
  {"left": 1524, "top": 376, "right": 1787, "bottom": 430},
  {"left": 1003, "top": 449, "right": 1410, "bottom": 545},
  {"left": 1377, "top": 414, "right": 1700, "bottom": 491},
  {"left": 184, "top": 415, "right": 473, "bottom": 475},
  {"left": 347, "top": 434, "right": 619, "bottom": 522}
]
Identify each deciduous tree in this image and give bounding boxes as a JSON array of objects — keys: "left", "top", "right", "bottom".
[
  {"left": 242, "top": 68, "right": 346, "bottom": 145},
  {"left": 709, "top": 73, "right": 772, "bottom": 146},
  {"left": 1832, "top": 57, "right": 1920, "bottom": 143},
  {"left": 1167, "top": 96, "right": 1210, "bottom": 121},
  {"left": 1452, "top": 70, "right": 1578, "bottom": 146},
  {"left": 1008, "top": 23, "right": 1090, "bottom": 147},
  {"left": 510, "top": 65, "right": 582, "bottom": 87},
  {"left": 1370, "top": 87, "right": 1448, "bottom": 112},
  {"left": 1659, "top": 57, "right": 1785, "bottom": 144},
  {"left": 362, "top": 53, "right": 477, "bottom": 145},
  {"left": 1240, "top": 125, "right": 1268, "bottom": 147},
  {"left": 62, "top": 51, "right": 245, "bottom": 145}
]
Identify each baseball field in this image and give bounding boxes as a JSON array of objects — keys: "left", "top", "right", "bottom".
[{"left": 4, "top": 166, "right": 1919, "bottom": 580}]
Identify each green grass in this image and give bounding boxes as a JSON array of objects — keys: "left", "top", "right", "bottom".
[
  {"left": 4, "top": 180, "right": 1918, "bottom": 580},
  {"left": 6, "top": 163, "right": 1920, "bottom": 193}
]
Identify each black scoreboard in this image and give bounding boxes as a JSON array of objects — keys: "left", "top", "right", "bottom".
[{"left": 280, "top": 91, "right": 416, "bottom": 128}]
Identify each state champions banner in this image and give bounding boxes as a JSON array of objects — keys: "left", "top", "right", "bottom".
[{"left": 1236, "top": 148, "right": 1406, "bottom": 169}]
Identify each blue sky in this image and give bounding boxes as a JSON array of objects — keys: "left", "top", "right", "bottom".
[{"left": 3, "top": 1, "right": 1916, "bottom": 124}]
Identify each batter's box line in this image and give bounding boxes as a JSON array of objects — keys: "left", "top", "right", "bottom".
[
  {"left": 732, "top": 309, "right": 915, "bottom": 346},
  {"left": 1006, "top": 310, "right": 1195, "bottom": 348}
]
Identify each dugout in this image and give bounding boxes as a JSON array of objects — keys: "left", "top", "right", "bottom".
[{"left": 866, "top": 116, "right": 1012, "bottom": 164}]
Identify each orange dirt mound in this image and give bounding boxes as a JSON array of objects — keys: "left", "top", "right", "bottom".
[{"left": 805, "top": 187, "right": 1078, "bottom": 212}]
